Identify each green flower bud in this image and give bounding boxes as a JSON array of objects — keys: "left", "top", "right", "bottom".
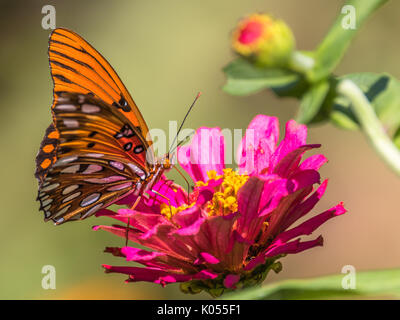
[{"left": 232, "top": 13, "right": 295, "bottom": 68}]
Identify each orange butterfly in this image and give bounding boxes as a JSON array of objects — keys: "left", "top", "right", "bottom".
[{"left": 35, "top": 28, "right": 177, "bottom": 225}]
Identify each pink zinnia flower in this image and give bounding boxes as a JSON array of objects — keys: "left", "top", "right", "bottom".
[{"left": 94, "top": 115, "right": 346, "bottom": 297}]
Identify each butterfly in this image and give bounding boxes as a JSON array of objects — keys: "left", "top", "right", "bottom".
[{"left": 35, "top": 28, "right": 175, "bottom": 225}]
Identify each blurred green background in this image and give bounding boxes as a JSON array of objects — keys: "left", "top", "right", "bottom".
[{"left": 0, "top": 0, "right": 399, "bottom": 299}]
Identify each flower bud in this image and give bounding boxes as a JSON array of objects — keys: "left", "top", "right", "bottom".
[{"left": 232, "top": 13, "right": 295, "bottom": 68}]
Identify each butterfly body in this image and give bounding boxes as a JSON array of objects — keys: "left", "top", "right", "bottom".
[{"left": 36, "top": 28, "right": 170, "bottom": 224}]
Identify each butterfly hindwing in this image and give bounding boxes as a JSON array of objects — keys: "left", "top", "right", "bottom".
[
  {"left": 35, "top": 124, "right": 59, "bottom": 184},
  {"left": 38, "top": 154, "right": 138, "bottom": 224},
  {"left": 37, "top": 92, "right": 153, "bottom": 224}
]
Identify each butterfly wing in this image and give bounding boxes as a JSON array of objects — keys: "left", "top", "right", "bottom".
[
  {"left": 37, "top": 93, "right": 154, "bottom": 224},
  {"left": 48, "top": 28, "right": 151, "bottom": 141},
  {"left": 35, "top": 123, "right": 59, "bottom": 184},
  {"left": 36, "top": 28, "right": 156, "bottom": 224}
]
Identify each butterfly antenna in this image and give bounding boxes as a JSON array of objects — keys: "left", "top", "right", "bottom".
[
  {"left": 169, "top": 130, "right": 195, "bottom": 155},
  {"left": 168, "top": 92, "right": 201, "bottom": 158}
]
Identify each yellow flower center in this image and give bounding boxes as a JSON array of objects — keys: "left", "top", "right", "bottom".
[
  {"left": 160, "top": 202, "right": 195, "bottom": 220},
  {"left": 204, "top": 168, "right": 249, "bottom": 216},
  {"left": 161, "top": 169, "right": 249, "bottom": 219}
]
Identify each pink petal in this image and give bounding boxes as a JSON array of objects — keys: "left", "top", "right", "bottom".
[
  {"left": 172, "top": 217, "right": 206, "bottom": 236},
  {"left": 121, "top": 246, "right": 166, "bottom": 262},
  {"left": 236, "top": 176, "right": 267, "bottom": 241},
  {"left": 285, "top": 169, "right": 321, "bottom": 194},
  {"left": 266, "top": 236, "right": 324, "bottom": 257},
  {"left": 171, "top": 205, "right": 202, "bottom": 228},
  {"left": 116, "top": 209, "right": 168, "bottom": 232},
  {"left": 258, "top": 170, "right": 320, "bottom": 218},
  {"left": 280, "top": 179, "right": 328, "bottom": 230},
  {"left": 270, "top": 120, "right": 308, "bottom": 171},
  {"left": 223, "top": 274, "right": 240, "bottom": 289},
  {"left": 194, "top": 252, "right": 220, "bottom": 265},
  {"left": 272, "top": 203, "right": 346, "bottom": 245},
  {"left": 145, "top": 178, "right": 188, "bottom": 208},
  {"left": 236, "top": 175, "right": 285, "bottom": 244},
  {"left": 104, "top": 265, "right": 218, "bottom": 286},
  {"left": 245, "top": 236, "right": 323, "bottom": 271},
  {"left": 237, "top": 115, "right": 279, "bottom": 175},
  {"left": 177, "top": 127, "right": 225, "bottom": 183},
  {"left": 299, "top": 154, "right": 328, "bottom": 171},
  {"left": 273, "top": 144, "right": 321, "bottom": 177}
]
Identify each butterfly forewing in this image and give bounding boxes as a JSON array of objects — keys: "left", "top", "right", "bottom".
[
  {"left": 36, "top": 28, "right": 158, "bottom": 224},
  {"left": 48, "top": 28, "right": 151, "bottom": 140}
]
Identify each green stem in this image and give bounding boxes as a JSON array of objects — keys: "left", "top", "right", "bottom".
[
  {"left": 310, "top": 0, "right": 389, "bottom": 82},
  {"left": 337, "top": 79, "right": 400, "bottom": 176},
  {"left": 288, "top": 51, "right": 315, "bottom": 74}
]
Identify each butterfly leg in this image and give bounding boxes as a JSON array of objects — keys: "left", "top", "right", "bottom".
[
  {"left": 125, "top": 195, "right": 142, "bottom": 246},
  {"left": 150, "top": 190, "right": 173, "bottom": 217}
]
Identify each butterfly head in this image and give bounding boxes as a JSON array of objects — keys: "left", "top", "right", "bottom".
[{"left": 161, "top": 154, "right": 173, "bottom": 170}]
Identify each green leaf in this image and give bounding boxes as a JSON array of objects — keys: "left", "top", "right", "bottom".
[
  {"left": 332, "top": 72, "right": 400, "bottom": 138},
  {"left": 222, "top": 58, "right": 300, "bottom": 96},
  {"left": 222, "top": 268, "right": 400, "bottom": 300},
  {"left": 309, "top": 0, "right": 389, "bottom": 83},
  {"left": 296, "top": 80, "right": 330, "bottom": 124}
]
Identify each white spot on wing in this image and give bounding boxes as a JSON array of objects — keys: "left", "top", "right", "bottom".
[
  {"left": 63, "top": 119, "right": 79, "bottom": 128},
  {"left": 41, "top": 183, "right": 60, "bottom": 192},
  {"left": 110, "top": 161, "right": 124, "bottom": 171},
  {"left": 83, "top": 164, "right": 103, "bottom": 174},
  {"left": 78, "top": 95, "right": 85, "bottom": 103},
  {"left": 85, "top": 176, "right": 126, "bottom": 184},
  {"left": 81, "top": 202, "right": 103, "bottom": 219},
  {"left": 127, "top": 163, "right": 146, "bottom": 180},
  {"left": 55, "top": 104, "right": 77, "bottom": 112},
  {"left": 80, "top": 193, "right": 101, "bottom": 207},
  {"left": 41, "top": 198, "right": 53, "bottom": 207},
  {"left": 55, "top": 205, "right": 71, "bottom": 217},
  {"left": 83, "top": 153, "right": 104, "bottom": 158},
  {"left": 54, "top": 156, "right": 78, "bottom": 167},
  {"left": 61, "top": 164, "right": 80, "bottom": 174},
  {"left": 81, "top": 104, "right": 101, "bottom": 113},
  {"left": 62, "top": 184, "right": 79, "bottom": 195},
  {"left": 53, "top": 217, "right": 65, "bottom": 224},
  {"left": 107, "top": 182, "right": 133, "bottom": 191},
  {"left": 134, "top": 182, "right": 142, "bottom": 196},
  {"left": 57, "top": 96, "right": 69, "bottom": 103},
  {"left": 62, "top": 191, "right": 81, "bottom": 203}
]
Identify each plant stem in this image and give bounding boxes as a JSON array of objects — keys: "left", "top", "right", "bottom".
[
  {"left": 337, "top": 79, "right": 400, "bottom": 176},
  {"left": 289, "top": 51, "right": 315, "bottom": 74}
]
